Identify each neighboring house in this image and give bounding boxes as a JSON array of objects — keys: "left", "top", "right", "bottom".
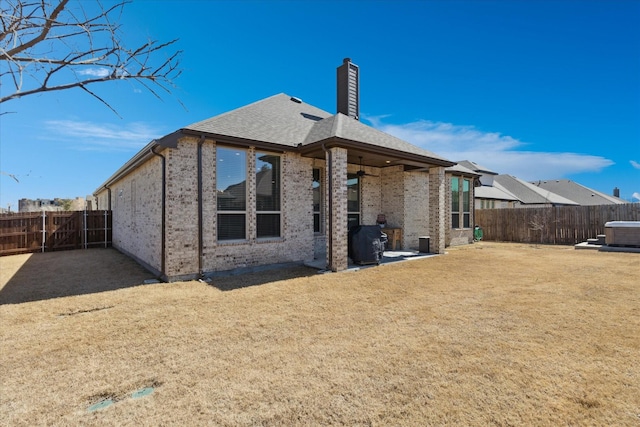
[
  {"left": 454, "top": 160, "right": 629, "bottom": 210},
  {"left": 94, "top": 59, "right": 458, "bottom": 281},
  {"left": 445, "top": 163, "right": 480, "bottom": 245},
  {"left": 529, "top": 180, "right": 627, "bottom": 206},
  {"left": 18, "top": 197, "right": 86, "bottom": 212},
  {"left": 493, "top": 175, "right": 579, "bottom": 207},
  {"left": 456, "top": 160, "right": 518, "bottom": 209}
]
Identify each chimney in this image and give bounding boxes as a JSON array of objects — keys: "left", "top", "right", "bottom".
[
  {"left": 613, "top": 187, "right": 620, "bottom": 198},
  {"left": 337, "top": 58, "right": 359, "bottom": 120}
]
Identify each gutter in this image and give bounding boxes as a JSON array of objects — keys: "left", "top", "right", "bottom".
[{"left": 106, "top": 186, "right": 112, "bottom": 210}]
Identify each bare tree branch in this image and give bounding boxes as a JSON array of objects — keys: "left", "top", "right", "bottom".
[
  {"left": 0, "top": 0, "right": 182, "bottom": 113},
  {"left": 2, "top": 0, "right": 69, "bottom": 59}
]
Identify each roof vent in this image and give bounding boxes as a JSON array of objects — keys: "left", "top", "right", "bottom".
[{"left": 290, "top": 96, "right": 302, "bottom": 103}]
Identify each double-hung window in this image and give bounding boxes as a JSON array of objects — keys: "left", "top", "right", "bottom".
[
  {"left": 217, "top": 147, "right": 247, "bottom": 240},
  {"left": 256, "top": 152, "right": 281, "bottom": 238}
]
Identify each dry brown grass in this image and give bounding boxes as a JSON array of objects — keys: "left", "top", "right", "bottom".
[{"left": 1, "top": 243, "right": 639, "bottom": 426}]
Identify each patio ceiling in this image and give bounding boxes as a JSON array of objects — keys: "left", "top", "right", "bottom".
[{"left": 299, "top": 142, "right": 449, "bottom": 171}]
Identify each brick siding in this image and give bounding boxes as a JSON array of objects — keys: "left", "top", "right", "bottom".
[{"left": 96, "top": 138, "right": 454, "bottom": 279}]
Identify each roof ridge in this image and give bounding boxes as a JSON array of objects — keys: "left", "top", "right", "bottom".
[{"left": 332, "top": 113, "right": 344, "bottom": 137}]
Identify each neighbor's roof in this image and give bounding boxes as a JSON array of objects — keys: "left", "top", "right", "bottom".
[
  {"left": 494, "top": 175, "right": 579, "bottom": 205},
  {"left": 529, "top": 179, "right": 627, "bottom": 206},
  {"left": 475, "top": 185, "right": 519, "bottom": 201},
  {"left": 456, "top": 160, "right": 498, "bottom": 175}
]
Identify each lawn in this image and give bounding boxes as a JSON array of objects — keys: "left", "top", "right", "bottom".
[{"left": 1, "top": 242, "right": 639, "bottom": 426}]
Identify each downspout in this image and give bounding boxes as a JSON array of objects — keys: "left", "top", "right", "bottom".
[
  {"left": 197, "top": 135, "right": 205, "bottom": 279},
  {"left": 106, "top": 187, "right": 112, "bottom": 210},
  {"left": 322, "top": 144, "right": 333, "bottom": 269},
  {"left": 105, "top": 186, "right": 112, "bottom": 250},
  {"left": 151, "top": 145, "right": 167, "bottom": 280}
]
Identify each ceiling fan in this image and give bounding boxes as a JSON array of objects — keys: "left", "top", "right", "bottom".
[{"left": 356, "top": 156, "right": 379, "bottom": 177}]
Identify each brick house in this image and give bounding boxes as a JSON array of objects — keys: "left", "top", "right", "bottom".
[{"left": 95, "top": 59, "right": 465, "bottom": 281}]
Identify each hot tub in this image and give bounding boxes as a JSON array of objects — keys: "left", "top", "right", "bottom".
[{"left": 604, "top": 221, "right": 640, "bottom": 247}]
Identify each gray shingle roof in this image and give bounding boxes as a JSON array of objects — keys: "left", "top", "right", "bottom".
[
  {"left": 529, "top": 179, "right": 626, "bottom": 205},
  {"left": 475, "top": 185, "right": 519, "bottom": 201},
  {"left": 304, "top": 113, "right": 450, "bottom": 162},
  {"left": 456, "top": 160, "right": 497, "bottom": 175},
  {"left": 494, "top": 175, "right": 579, "bottom": 205},
  {"left": 446, "top": 163, "right": 481, "bottom": 176},
  {"left": 185, "top": 93, "right": 332, "bottom": 147},
  {"left": 184, "top": 93, "right": 451, "bottom": 163}
]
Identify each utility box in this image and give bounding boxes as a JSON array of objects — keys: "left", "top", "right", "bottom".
[
  {"left": 474, "top": 226, "right": 483, "bottom": 241},
  {"left": 419, "top": 236, "right": 430, "bottom": 253}
]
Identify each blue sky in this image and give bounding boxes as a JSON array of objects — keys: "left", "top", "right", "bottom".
[{"left": 1, "top": 0, "right": 639, "bottom": 210}]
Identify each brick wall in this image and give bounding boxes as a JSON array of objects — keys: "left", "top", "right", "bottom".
[
  {"left": 357, "top": 164, "right": 382, "bottom": 225},
  {"left": 98, "top": 155, "right": 164, "bottom": 275},
  {"left": 203, "top": 148, "right": 314, "bottom": 273},
  {"left": 96, "top": 136, "right": 457, "bottom": 278},
  {"left": 327, "top": 147, "right": 348, "bottom": 271},
  {"left": 165, "top": 138, "right": 315, "bottom": 278},
  {"left": 380, "top": 165, "right": 405, "bottom": 231},
  {"left": 429, "top": 166, "right": 446, "bottom": 254},
  {"left": 403, "top": 170, "right": 430, "bottom": 250},
  {"left": 164, "top": 138, "right": 200, "bottom": 278}
]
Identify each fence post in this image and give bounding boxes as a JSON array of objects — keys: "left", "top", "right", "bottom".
[
  {"left": 104, "top": 210, "right": 108, "bottom": 248},
  {"left": 83, "top": 210, "right": 87, "bottom": 249},
  {"left": 41, "top": 210, "right": 46, "bottom": 252}
]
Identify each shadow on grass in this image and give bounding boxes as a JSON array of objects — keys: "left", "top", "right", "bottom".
[
  {"left": 208, "top": 264, "right": 320, "bottom": 291},
  {"left": 0, "top": 248, "right": 157, "bottom": 305}
]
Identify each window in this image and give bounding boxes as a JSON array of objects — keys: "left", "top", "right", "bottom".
[
  {"left": 347, "top": 173, "right": 360, "bottom": 230},
  {"left": 313, "top": 168, "right": 322, "bottom": 233},
  {"left": 217, "top": 147, "right": 246, "bottom": 240},
  {"left": 451, "top": 176, "right": 471, "bottom": 229},
  {"left": 481, "top": 199, "right": 494, "bottom": 209},
  {"left": 256, "top": 152, "right": 281, "bottom": 238},
  {"left": 462, "top": 178, "right": 470, "bottom": 228},
  {"left": 451, "top": 177, "right": 459, "bottom": 228}
]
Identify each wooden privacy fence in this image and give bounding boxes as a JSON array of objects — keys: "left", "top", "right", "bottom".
[
  {"left": 475, "top": 204, "right": 640, "bottom": 245},
  {"left": 0, "top": 210, "right": 111, "bottom": 256}
]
